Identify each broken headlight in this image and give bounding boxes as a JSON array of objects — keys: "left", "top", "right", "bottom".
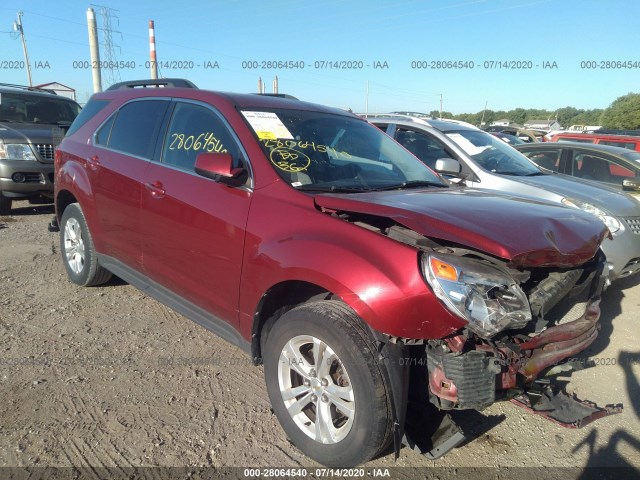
[{"left": 422, "top": 253, "right": 531, "bottom": 338}]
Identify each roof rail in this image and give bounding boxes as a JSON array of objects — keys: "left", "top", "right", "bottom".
[
  {"left": 0, "top": 83, "right": 58, "bottom": 94},
  {"left": 254, "top": 93, "right": 299, "bottom": 100},
  {"left": 106, "top": 78, "right": 198, "bottom": 91},
  {"left": 357, "top": 113, "right": 433, "bottom": 126}
]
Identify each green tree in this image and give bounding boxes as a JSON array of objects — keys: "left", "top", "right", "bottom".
[{"left": 600, "top": 93, "right": 640, "bottom": 129}]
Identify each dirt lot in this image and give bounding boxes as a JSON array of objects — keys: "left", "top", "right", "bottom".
[{"left": 1, "top": 200, "right": 639, "bottom": 479}]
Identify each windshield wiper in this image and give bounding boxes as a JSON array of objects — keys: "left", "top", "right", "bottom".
[
  {"left": 295, "top": 184, "right": 369, "bottom": 193},
  {"left": 523, "top": 171, "right": 547, "bottom": 176},
  {"left": 370, "top": 180, "right": 448, "bottom": 191}
]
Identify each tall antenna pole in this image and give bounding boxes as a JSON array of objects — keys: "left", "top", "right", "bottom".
[
  {"left": 273, "top": 75, "right": 278, "bottom": 94},
  {"left": 14, "top": 11, "right": 32, "bottom": 86},
  {"left": 365, "top": 80, "right": 369, "bottom": 114},
  {"left": 86, "top": 8, "right": 102, "bottom": 93}
]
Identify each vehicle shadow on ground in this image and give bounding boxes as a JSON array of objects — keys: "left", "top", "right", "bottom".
[
  {"left": 6, "top": 204, "right": 54, "bottom": 216},
  {"left": 573, "top": 349, "right": 640, "bottom": 475}
]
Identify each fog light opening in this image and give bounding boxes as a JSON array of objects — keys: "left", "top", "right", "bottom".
[{"left": 12, "top": 173, "right": 26, "bottom": 183}]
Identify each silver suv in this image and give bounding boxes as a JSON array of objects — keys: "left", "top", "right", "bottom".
[
  {"left": 365, "top": 114, "right": 640, "bottom": 281},
  {"left": 0, "top": 84, "right": 81, "bottom": 214}
]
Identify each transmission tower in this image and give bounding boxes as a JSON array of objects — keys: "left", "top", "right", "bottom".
[{"left": 92, "top": 4, "right": 122, "bottom": 86}]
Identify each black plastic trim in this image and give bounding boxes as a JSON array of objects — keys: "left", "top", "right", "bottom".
[{"left": 97, "top": 254, "right": 251, "bottom": 354}]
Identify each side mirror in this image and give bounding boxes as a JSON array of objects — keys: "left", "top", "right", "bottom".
[
  {"left": 434, "top": 158, "right": 461, "bottom": 174},
  {"left": 195, "top": 152, "right": 247, "bottom": 186},
  {"left": 622, "top": 178, "right": 640, "bottom": 192}
]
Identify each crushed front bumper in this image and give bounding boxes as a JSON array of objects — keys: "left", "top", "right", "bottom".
[{"left": 425, "top": 299, "right": 622, "bottom": 426}]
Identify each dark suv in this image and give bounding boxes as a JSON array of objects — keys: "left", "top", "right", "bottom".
[
  {"left": 0, "top": 83, "right": 81, "bottom": 214},
  {"left": 53, "top": 79, "right": 619, "bottom": 467}
]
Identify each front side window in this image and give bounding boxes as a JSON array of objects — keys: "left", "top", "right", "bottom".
[
  {"left": 161, "top": 102, "right": 240, "bottom": 171},
  {"left": 572, "top": 152, "right": 635, "bottom": 183},
  {"left": 445, "top": 129, "right": 541, "bottom": 176},
  {"left": 105, "top": 100, "right": 169, "bottom": 159},
  {"left": 242, "top": 109, "right": 446, "bottom": 191}
]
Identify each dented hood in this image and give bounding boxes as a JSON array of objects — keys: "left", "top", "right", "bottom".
[{"left": 315, "top": 188, "right": 609, "bottom": 267}]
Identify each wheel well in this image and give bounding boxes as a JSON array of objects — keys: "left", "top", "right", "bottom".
[
  {"left": 56, "top": 190, "right": 77, "bottom": 221},
  {"left": 252, "top": 281, "right": 331, "bottom": 363}
]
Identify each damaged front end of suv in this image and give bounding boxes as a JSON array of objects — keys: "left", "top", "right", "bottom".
[{"left": 315, "top": 193, "right": 623, "bottom": 460}]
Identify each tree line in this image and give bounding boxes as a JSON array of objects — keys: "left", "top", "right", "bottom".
[{"left": 430, "top": 93, "right": 640, "bottom": 129}]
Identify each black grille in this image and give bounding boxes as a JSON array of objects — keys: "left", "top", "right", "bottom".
[
  {"left": 625, "top": 217, "right": 640, "bottom": 235},
  {"left": 23, "top": 173, "right": 44, "bottom": 183},
  {"left": 35, "top": 144, "right": 55, "bottom": 161}
]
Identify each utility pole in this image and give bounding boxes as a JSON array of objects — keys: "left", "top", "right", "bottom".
[
  {"left": 86, "top": 8, "right": 102, "bottom": 93},
  {"left": 439, "top": 93, "right": 443, "bottom": 119},
  {"left": 14, "top": 11, "right": 32, "bottom": 86},
  {"left": 480, "top": 100, "right": 488, "bottom": 127}
]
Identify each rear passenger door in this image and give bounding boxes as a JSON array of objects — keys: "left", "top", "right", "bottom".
[
  {"left": 141, "top": 100, "right": 252, "bottom": 326},
  {"left": 91, "top": 99, "right": 170, "bottom": 270}
]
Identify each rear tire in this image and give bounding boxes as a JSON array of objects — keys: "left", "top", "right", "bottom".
[
  {"left": 263, "top": 300, "right": 392, "bottom": 467},
  {"left": 59, "top": 203, "right": 112, "bottom": 286},
  {"left": 0, "top": 193, "right": 12, "bottom": 215}
]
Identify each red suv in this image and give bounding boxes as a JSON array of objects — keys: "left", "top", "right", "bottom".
[{"left": 53, "top": 79, "right": 618, "bottom": 467}]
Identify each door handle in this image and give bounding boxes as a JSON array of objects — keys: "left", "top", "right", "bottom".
[
  {"left": 144, "top": 181, "right": 166, "bottom": 198},
  {"left": 86, "top": 155, "right": 100, "bottom": 171}
]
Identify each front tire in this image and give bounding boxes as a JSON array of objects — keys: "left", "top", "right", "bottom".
[
  {"left": 263, "top": 301, "right": 392, "bottom": 467},
  {"left": 59, "top": 203, "right": 112, "bottom": 286}
]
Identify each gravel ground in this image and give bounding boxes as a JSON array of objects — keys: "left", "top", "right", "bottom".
[{"left": 1, "top": 200, "right": 639, "bottom": 479}]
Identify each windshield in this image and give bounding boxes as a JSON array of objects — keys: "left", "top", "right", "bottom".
[
  {"left": 242, "top": 109, "right": 447, "bottom": 191},
  {"left": 446, "top": 129, "right": 543, "bottom": 175},
  {"left": 0, "top": 92, "right": 81, "bottom": 125}
]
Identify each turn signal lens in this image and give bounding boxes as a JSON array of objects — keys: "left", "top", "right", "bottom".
[{"left": 430, "top": 257, "right": 458, "bottom": 281}]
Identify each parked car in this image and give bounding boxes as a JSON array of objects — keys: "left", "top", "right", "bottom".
[
  {"left": 54, "top": 80, "right": 617, "bottom": 467},
  {"left": 484, "top": 125, "right": 539, "bottom": 142},
  {"left": 0, "top": 83, "right": 81, "bottom": 214},
  {"left": 550, "top": 132, "right": 640, "bottom": 152},
  {"left": 515, "top": 142, "right": 640, "bottom": 197},
  {"left": 490, "top": 131, "right": 525, "bottom": 145},
  {"left": 365, "top": 114, "right": 640, "bottom": 280}
]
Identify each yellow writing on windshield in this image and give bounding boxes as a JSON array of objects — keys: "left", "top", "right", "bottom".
[
  {"left": 270, "top": 147, "right": 311, "bottom": 172},
  {"left": 260, "top": 138, "right": 351, "bottom": 159}
]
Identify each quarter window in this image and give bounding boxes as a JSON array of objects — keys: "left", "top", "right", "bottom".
[
  {"left": 101, "top": 100, "right": 169, "bottom": 159},
  {"left": 161, "top": 102, "right": 239, "bottom": 171}
]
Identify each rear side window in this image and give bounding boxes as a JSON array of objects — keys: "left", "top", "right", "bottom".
[
  {"left": 102, "top": 100, "right": 169, "bottom": 159},
  {"left": 598, "top": 140, "right": 637, "bottom": 150},
  {"left": 66, "top": 99, "right": 110, "bottom": 136},
  {"left": 522, "top": 149, "right": 561, "bottom": 172},
  {"left": 161, "top": 102, "right": 240, "bottom": 171}
]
